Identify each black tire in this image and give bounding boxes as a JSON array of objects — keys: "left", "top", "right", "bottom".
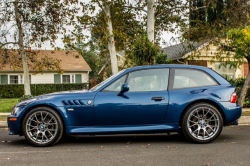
[
  {"left": 22, "top": 107, "right": 64, "bottom": 147},
  {"left": 181, "top": 103, "right": 223, "bottom": 143}
]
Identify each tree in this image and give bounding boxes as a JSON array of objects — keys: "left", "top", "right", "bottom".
[
  {"left": 79, "top": 0, "right": 123, "bottom": 75},
  {"left": 127, "top": 0, "right": 188, "bottom": 44},
  {"left": 124, "top": 35, "right": 172, "bottom": 67},
  {"left": 0, "top": 0, "right": 78, "bottom": 95},
  {"left": 80, "top": 0, "right": 188, "bottom": 75},
  {"left": 226, "top": 26, "right": 250, "bottom": 106},
  {"left": 183, "top": 0, "right": 250, "bottom": 106},
  {"left": 64, "top": 26, "right": 102, "bottom": 79}
]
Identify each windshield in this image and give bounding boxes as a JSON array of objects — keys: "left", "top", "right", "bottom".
[{"left": 90, "top": 69, "right": 125, "bottom": 91}]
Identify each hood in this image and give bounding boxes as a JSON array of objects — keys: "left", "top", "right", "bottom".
[{"left": 17, "top": 90, "right": 97, "bottom": 107}]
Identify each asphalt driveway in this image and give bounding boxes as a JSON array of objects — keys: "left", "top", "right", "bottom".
[{"left": 0, "top": 126, "right": 250, "bottom": 166}]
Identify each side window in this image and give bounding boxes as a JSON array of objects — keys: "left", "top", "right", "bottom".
[
  {"left": 103, "top": 75, "right": 127, "bottom": 92},
  {"left": 173, "top": 69, "right": 218, "bottom": 89},
  {"left": 127, "top": 68, "right": 169, "bottom": 92}
]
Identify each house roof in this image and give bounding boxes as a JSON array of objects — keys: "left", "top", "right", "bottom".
[
  {"left": 0, "top": 49, "right": 91, "bottom": 72},
  {"left": 161, "top": 42, "right": 205, "bottom": 60}
]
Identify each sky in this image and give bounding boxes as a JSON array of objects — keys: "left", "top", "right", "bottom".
[{"left": 2, "top": 0, "right": 181, "bottom": 50}]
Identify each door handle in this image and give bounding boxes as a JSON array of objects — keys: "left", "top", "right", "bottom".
[{"left": 151, "top": 97, "right": 165, "bottom": 101}]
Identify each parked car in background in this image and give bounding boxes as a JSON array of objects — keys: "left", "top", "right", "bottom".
[{"left": 8, "top": 65, "right": 241, "bottom": 146}]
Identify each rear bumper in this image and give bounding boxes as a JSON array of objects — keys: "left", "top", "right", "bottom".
[
  {"left": 220, "top": 102, "right": 242, "bottom": 125},
  {"left": 226, "top": 119, "right": 239, "bottom": 126}
]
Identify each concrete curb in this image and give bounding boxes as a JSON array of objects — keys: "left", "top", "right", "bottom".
[
  {"left": 0, "top": 113, "right": 11, "bottom": 115},
  {"left": 238, "top": 116, "right": 250, "bottom": 124},
  {"left": 0, "top": 121, "right": 7, "bottom": 128}
]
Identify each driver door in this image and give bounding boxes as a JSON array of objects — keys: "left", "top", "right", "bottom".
[{"left": 94, "top": 68, "right": 170, "bottom": 126}]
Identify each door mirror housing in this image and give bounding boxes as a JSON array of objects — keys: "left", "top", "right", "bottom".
[{"left": 118, "top": 83, "right": 129, "bottom": 96}]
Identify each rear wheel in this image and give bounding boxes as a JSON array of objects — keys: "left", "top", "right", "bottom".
[
  {"left": 182, "top": 103, "right": 223, "bottom": 143},
  {"left": 22, "top": 107, "right": 63, "bottom": 147}
]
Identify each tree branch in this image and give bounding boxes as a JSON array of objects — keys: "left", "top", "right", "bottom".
[
  {"left": 0, "top": 42, "right": 19, "bottom": 47},
  {"left": 155, "top": 6, "right": 188, "bottom": 18},
  {"left": 123, "top": 5, "right": 147, "bottom": 13},
  {"left": 96, "top": 1, "right": 105, "bottom": 12}
]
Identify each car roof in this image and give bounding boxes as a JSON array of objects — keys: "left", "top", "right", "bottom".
[
  {"left": 125, "top": 64, "right": 209, "bottom": 72},
  {"left": 122, "top": 64, "right": 230, "bottom": 86}
]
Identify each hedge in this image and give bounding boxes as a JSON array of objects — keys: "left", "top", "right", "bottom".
[{"left": 0, "top": 83, "right": 89, "bottom": 98}]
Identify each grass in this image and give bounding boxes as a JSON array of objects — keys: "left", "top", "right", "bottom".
[
  {"left": 0, "top": 115, "right": 8, "bottom": 121},
  {"left": 0, "top": 98, "right": 19, "bottom": 112}
]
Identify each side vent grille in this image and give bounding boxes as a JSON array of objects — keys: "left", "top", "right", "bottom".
[{"left": 62, "top": 100, "right": 85, "bottom": 106}]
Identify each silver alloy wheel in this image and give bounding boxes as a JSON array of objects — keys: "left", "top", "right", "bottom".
[
  {"left": 26, "top": 111, "right": 58, "bottom": 144},
  {"left": 187, "top": 107, "right": 220, "bottom": 141}
]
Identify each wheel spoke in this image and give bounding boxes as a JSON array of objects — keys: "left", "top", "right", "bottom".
[
  {"left": 48, "top": 130, "right": 53, "bottom": 136},
  {"left": 196, "top": 128, "right": 200, "bottom": 137},
  {"left": 44, "top": 133, "right": 49, "bottom": 141},
  {"left": 42, "top": 133, "right": 44, "bottom": 142},
  {"left": 47, "top": 123, "right": 57, "bottom": 125},
  {"left": 41, "top": 112, "right": 44, "bottom": 123},
  {"left": 205, "top": 130, "right": 210, "bottom": 137},
  {"left": 29, "top": 118, "right": 38, "bottom": 123},
  {"left": 43, "top": 113, "right": 48, "bottom": 122},
  {"left": 188, "top": 119, "right": 197, "bottom": 123},
  {"left": 189, "top": 123, "right": 198, "bottom": 128},
  {"left": 35, "top": 113, "right": 41, "bottom": 123}
]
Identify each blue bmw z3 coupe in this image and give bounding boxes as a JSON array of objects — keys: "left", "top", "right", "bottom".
[{"left": 8, "top": 65, "right": 242, "bottom": 146}]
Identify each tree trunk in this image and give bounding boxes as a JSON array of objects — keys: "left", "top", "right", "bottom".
[
  {"left": 238, "top": 59, "right": 250, "bottom": 107},
  {"left": 103, "top": 3, "right": 118, "bottom": 75},
  {"left": 14, "top": 0, "right": 31, "bottom": 96},
  {"left": 147, "top": 0, "right": 155, "bottom": 43}
]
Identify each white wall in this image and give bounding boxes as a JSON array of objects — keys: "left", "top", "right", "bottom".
[
  {"left": 31, "top": 73, "right": 54, "bottom": 84},
  {"left": 82, "top": 72, "right": 89, "bottom": 83}
]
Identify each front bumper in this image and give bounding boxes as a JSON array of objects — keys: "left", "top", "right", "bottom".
[{"left": 7, "top": 115, "right": 21, "bottom": 135}]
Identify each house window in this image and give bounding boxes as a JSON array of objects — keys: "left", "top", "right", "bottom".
[
  {"left": 62, "top": 75, "right": 70, "bottom": 83},
  {"left": 214, "top": 63, "right": 236, "bottom": 79},
  {"left": 10, "top": 75, "right": 18, "bottom": 84}
]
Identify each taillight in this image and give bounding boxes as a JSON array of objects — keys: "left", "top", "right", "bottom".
[{"left": 230, "top": 92, "right": 237, "bottom": 103}]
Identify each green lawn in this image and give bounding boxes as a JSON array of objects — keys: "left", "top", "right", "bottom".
[
  {"left": 0, "top": 115, "right": 8, "bottom": 121},
  {"left": 0, "top": 98, "right": 19, "bottom": 112}
]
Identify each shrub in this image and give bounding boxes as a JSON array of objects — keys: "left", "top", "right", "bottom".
[{"left": 0, "top": 83, "right": 89, "bottom": 98}]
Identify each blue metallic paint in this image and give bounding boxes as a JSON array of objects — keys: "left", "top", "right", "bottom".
[
  {"left": 94, "top": 91, "right": 169, "bottom": 125},
  {"left": 7, "top": 65, "right": 242, "bottom": 136}
]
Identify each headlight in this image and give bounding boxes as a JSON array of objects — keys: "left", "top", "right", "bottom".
[{"left": 11, "top": 106, "right": 20, "bottom": 115}]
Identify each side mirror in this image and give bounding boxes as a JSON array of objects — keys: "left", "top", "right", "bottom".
[{"left": 118, "top": 83, "right": 129, "bottom": 96}]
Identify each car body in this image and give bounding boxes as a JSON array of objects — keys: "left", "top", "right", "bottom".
[{"left": 7, "top": 64, "right": 242, "bottom": 146}]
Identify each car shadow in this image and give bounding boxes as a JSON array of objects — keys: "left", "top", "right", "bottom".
[
  {"left": 5, "top": 133, "right": 190, "bottom": 147},
  {"left": 5, "top": 129, "right": 238, "bottom": 147},
  {"left": 59, "top": 133, "right": 188, "bottom": 145}
]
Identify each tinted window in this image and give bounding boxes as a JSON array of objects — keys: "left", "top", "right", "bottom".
[
  {"left": 127, "top": 68, "right": 169, "bottom": 92},
  {"left": 173, "top": 69, "right": 218, "bottom": 89},
  {"left": 103, "top": 75, "right": 127, "bottom": 92}
]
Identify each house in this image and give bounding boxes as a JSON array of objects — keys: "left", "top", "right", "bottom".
[
  {"left": 0, "top": 49, "right": 91, "bottom": 84},
  {"left": 97, "top": 51, "right": 126, "bottom": 75},
  {"left": 162, "top": 42, "right": 246, "bottom": 79}
]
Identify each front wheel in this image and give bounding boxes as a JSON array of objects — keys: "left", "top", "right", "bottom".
[
  {"left": 181, "top": 103, "right": 223, "bottom": 143},
  {"left": 22, "top": 107, "right": 64, "bottom": 147}
]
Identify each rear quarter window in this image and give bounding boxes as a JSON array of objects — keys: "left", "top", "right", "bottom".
[{"left": 172, "top": 69, "right": 219, "bottom": 89}]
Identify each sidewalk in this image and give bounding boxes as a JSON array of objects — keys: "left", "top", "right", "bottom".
[{"left": 1, "top": 109, "right": 250, "bottom": 127}]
